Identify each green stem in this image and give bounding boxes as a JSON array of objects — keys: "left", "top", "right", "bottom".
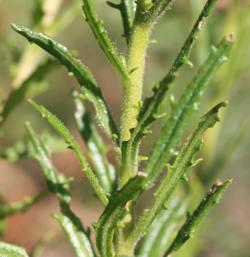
[
  {"left": 119, "top": 22, "right": 152, "bottom": 187},
  {"left": 121, "top": 22, "right": 152, "bottom": 143}
]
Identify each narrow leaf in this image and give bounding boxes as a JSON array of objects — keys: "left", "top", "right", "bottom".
[
  {"left": 74, "top": 92, "right": 116, "bottom": 193},
  {"left": 164, "top": 179, "right": 232, "bottom": 256},
  {"left": 107, "top": 0, "right": 136, "bottom": 44},
  {"left": 0, "top": 191, "right": 47, "bottom": 219},
  {"left": 26, "top": 123, "right": 72, "bottom": 204},
  {"left": 123, "top": 0, "right": 222, "bottom": 183},
  {"left": 28, "top": 100, "right": 109, "bottom": 205},
  {"left": 30, "top": 232, "right": 56, "bottom": 257},
  {"left": 128, "top": 102, "right": 227, "bottom": 245},
  {"left": 145, "top": 36, "right": 233, "bottom": 184},
  {"left": 82, "top": 0, "right": 128, "bottom": 80},
  {"left": 96, "top": 99, "right": 223, "bottom": 255},
  {"left": 26, "top": 124, "right": 95, "bottom": 257},
  {"left": 54, "top": 204, "right": 94, "bottom": 257},
  {"left": 12, "top": 24, "right": 118, "bottom": 141},
  {"left": 133, "top": 0, "right": 220, "bottom": 144},
  {"left": 0, "top": 59, "right": 57, "bottom": 126},
  {"left": 137, "top": 196, "right": 185, "bottom": 257},
  {"left": 0, "top": 241, "right": 29, "bottom": 257},
  {"left": 0, "top": 131, "right": 65, "bottom": 162}
]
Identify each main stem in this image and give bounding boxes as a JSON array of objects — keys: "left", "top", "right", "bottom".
[
  {"left": 121, "top": 22, "right": 152, "bottom": 143},
  {"left": 119, "top": 21, "right": 152, "bottom": 187}
]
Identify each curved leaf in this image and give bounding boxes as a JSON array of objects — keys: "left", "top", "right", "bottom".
[
  {"left": 128, "top": 102, "right": 227, "bottom": 245},
  {"left": 26, "top": 124, "right": 95, "bottom": 257},
  {"left": 0, "top": 191, "right": 47, "bottom": 219},
  {"left": 28, "top": 101, "right": 109, "bottom": 205},
  {"left": 0, "top": 242, "right": 29, "bottom": 257},
  {"left": 82, "top": 0, "right": 128, "bottom": 80},
  {"left": 145, "top": 36, "right": 233, "bottom": 184},
  {"left": 164, "top": 179, "right": 232, "bottom": 256},
  {"left": 0, "top": 59, "right": 57, "bottom": 126},
  {"left": 12, "top": 24, "right": 118, "bottom": 141},
  {"left": 54, "top": 205, "right": 94, "bottom": 257},
  {"left": 122, "top": 0, "right": 221, "bottom": 188},
  {"left": 74, "top": 92, "right": 116, "bottom": 194}
]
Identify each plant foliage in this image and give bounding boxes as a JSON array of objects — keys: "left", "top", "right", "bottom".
[{"left": 0, "top": 0, "right": 235, "bottom": 256}]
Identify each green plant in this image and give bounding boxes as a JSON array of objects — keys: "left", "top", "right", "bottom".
[{"left": 0, "top": 0, "right": 235, "bottom": 256}]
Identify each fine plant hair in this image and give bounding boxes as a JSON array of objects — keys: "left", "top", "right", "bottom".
[{"left": 0, "top": 0, "right": 234, "bottom": 256}]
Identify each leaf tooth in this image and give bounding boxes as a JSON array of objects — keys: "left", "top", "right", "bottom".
[
  {"left": 182, "top": 55, "right": 194, "bottom": 68},
  {"left": 152, "top": 112, "right": 167, "bottom": 120}
]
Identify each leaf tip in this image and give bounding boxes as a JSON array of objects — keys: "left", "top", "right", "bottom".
[{"left": 11, "top": 23, "right": 21, "bottom": 32}]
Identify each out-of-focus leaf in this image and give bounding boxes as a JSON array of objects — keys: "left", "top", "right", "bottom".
[
  {"left": 31, "top": 0, "right": 44, "bottom": 27},
  {"left": 0, "top": 220, "right": 5, "bottom": 240},
  {"left": 26, "top": 123, "right": 72, "bottom": 204},
  {"left": 0, "top": 191, "right": 47, "bottom": 219},
  {"left": 0, "top": 59, "right": 57, "bottom": 126},
  {"left": 137, "top": 195, "right": 186, "bottom": 257},
  {"left": 0, "top": 131, "right": 66, "bottom": 162},
  {"left": 30, "top": 232, "right": 56, "bottom": 257},
  {"left": 74, "top": 91, "right": 116, "bottom": 194},
  {"left": 26, "top": 124, "right": 95, "bottom": 257},
  {"left": 0, "top": 241, "right": 29, "bottom": 257},
  {"left": 54, "top": 204, "right": 94, "bottom": 257},
  {"left": 29, "top": 100, "right": 109, "bottom": 205}
]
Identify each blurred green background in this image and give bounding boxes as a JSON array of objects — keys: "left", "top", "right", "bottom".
[{"left": 0, "top": 0, "right": 249, "bottom": 256}]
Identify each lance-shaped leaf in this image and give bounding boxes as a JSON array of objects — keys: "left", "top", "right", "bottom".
[
  {"left": 0, "top": 241, "right": 29, "bottom": 257},
  {"left": 96, "top": 103, "right": 226, "bottom": 256},
  {"left": 0, "top": 137, "right": 32, "bottom": 162},
  {"left": 74, "top": 92, "right": 116, "bottom": 194},
  {"left": 123, "top": 0, "right": 221, "bottom": 180},
  {"left": 137, "top": 195, "right": 186, "bottom": 257},
  {"left": 107, "top": 0, "right": 136, "bottom": 44},
  {"left": 12, "top": 24, "right": 118, "bottom": 141},
  {"left": 0, "top": 191, "right": 47, "bottom": 219},
  {"left": 54, "top": 204, "right": 95, "bottom": 257},
  {"left": 29, "top": 100, "right": 109, "bottom": 205},
  {"left": 26, "top": 124, "right": 95, "bottom": 257},
  {"left": 0, "top": 59, "right": 57, "bottom": 126},
  {"left": 133, "top": 0, "right": 220, "bottom": 141},
  {"left": 144, "top": 36, "right": 233, "bottom": 184},
  {"left": 164, "top": 179, "right": 232, "bottom": 256},
  {"left": 26, "top": 123, "right": 72, "bottom": 204},
  {"left": 0, "top": 131, "right": 65, "bottom": 162},
  {"left": 82, "top": 0, "right": 128, "bottom": 80},
  {"left": 127, "top": 102, "right": 227, "bottom": 246}
]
